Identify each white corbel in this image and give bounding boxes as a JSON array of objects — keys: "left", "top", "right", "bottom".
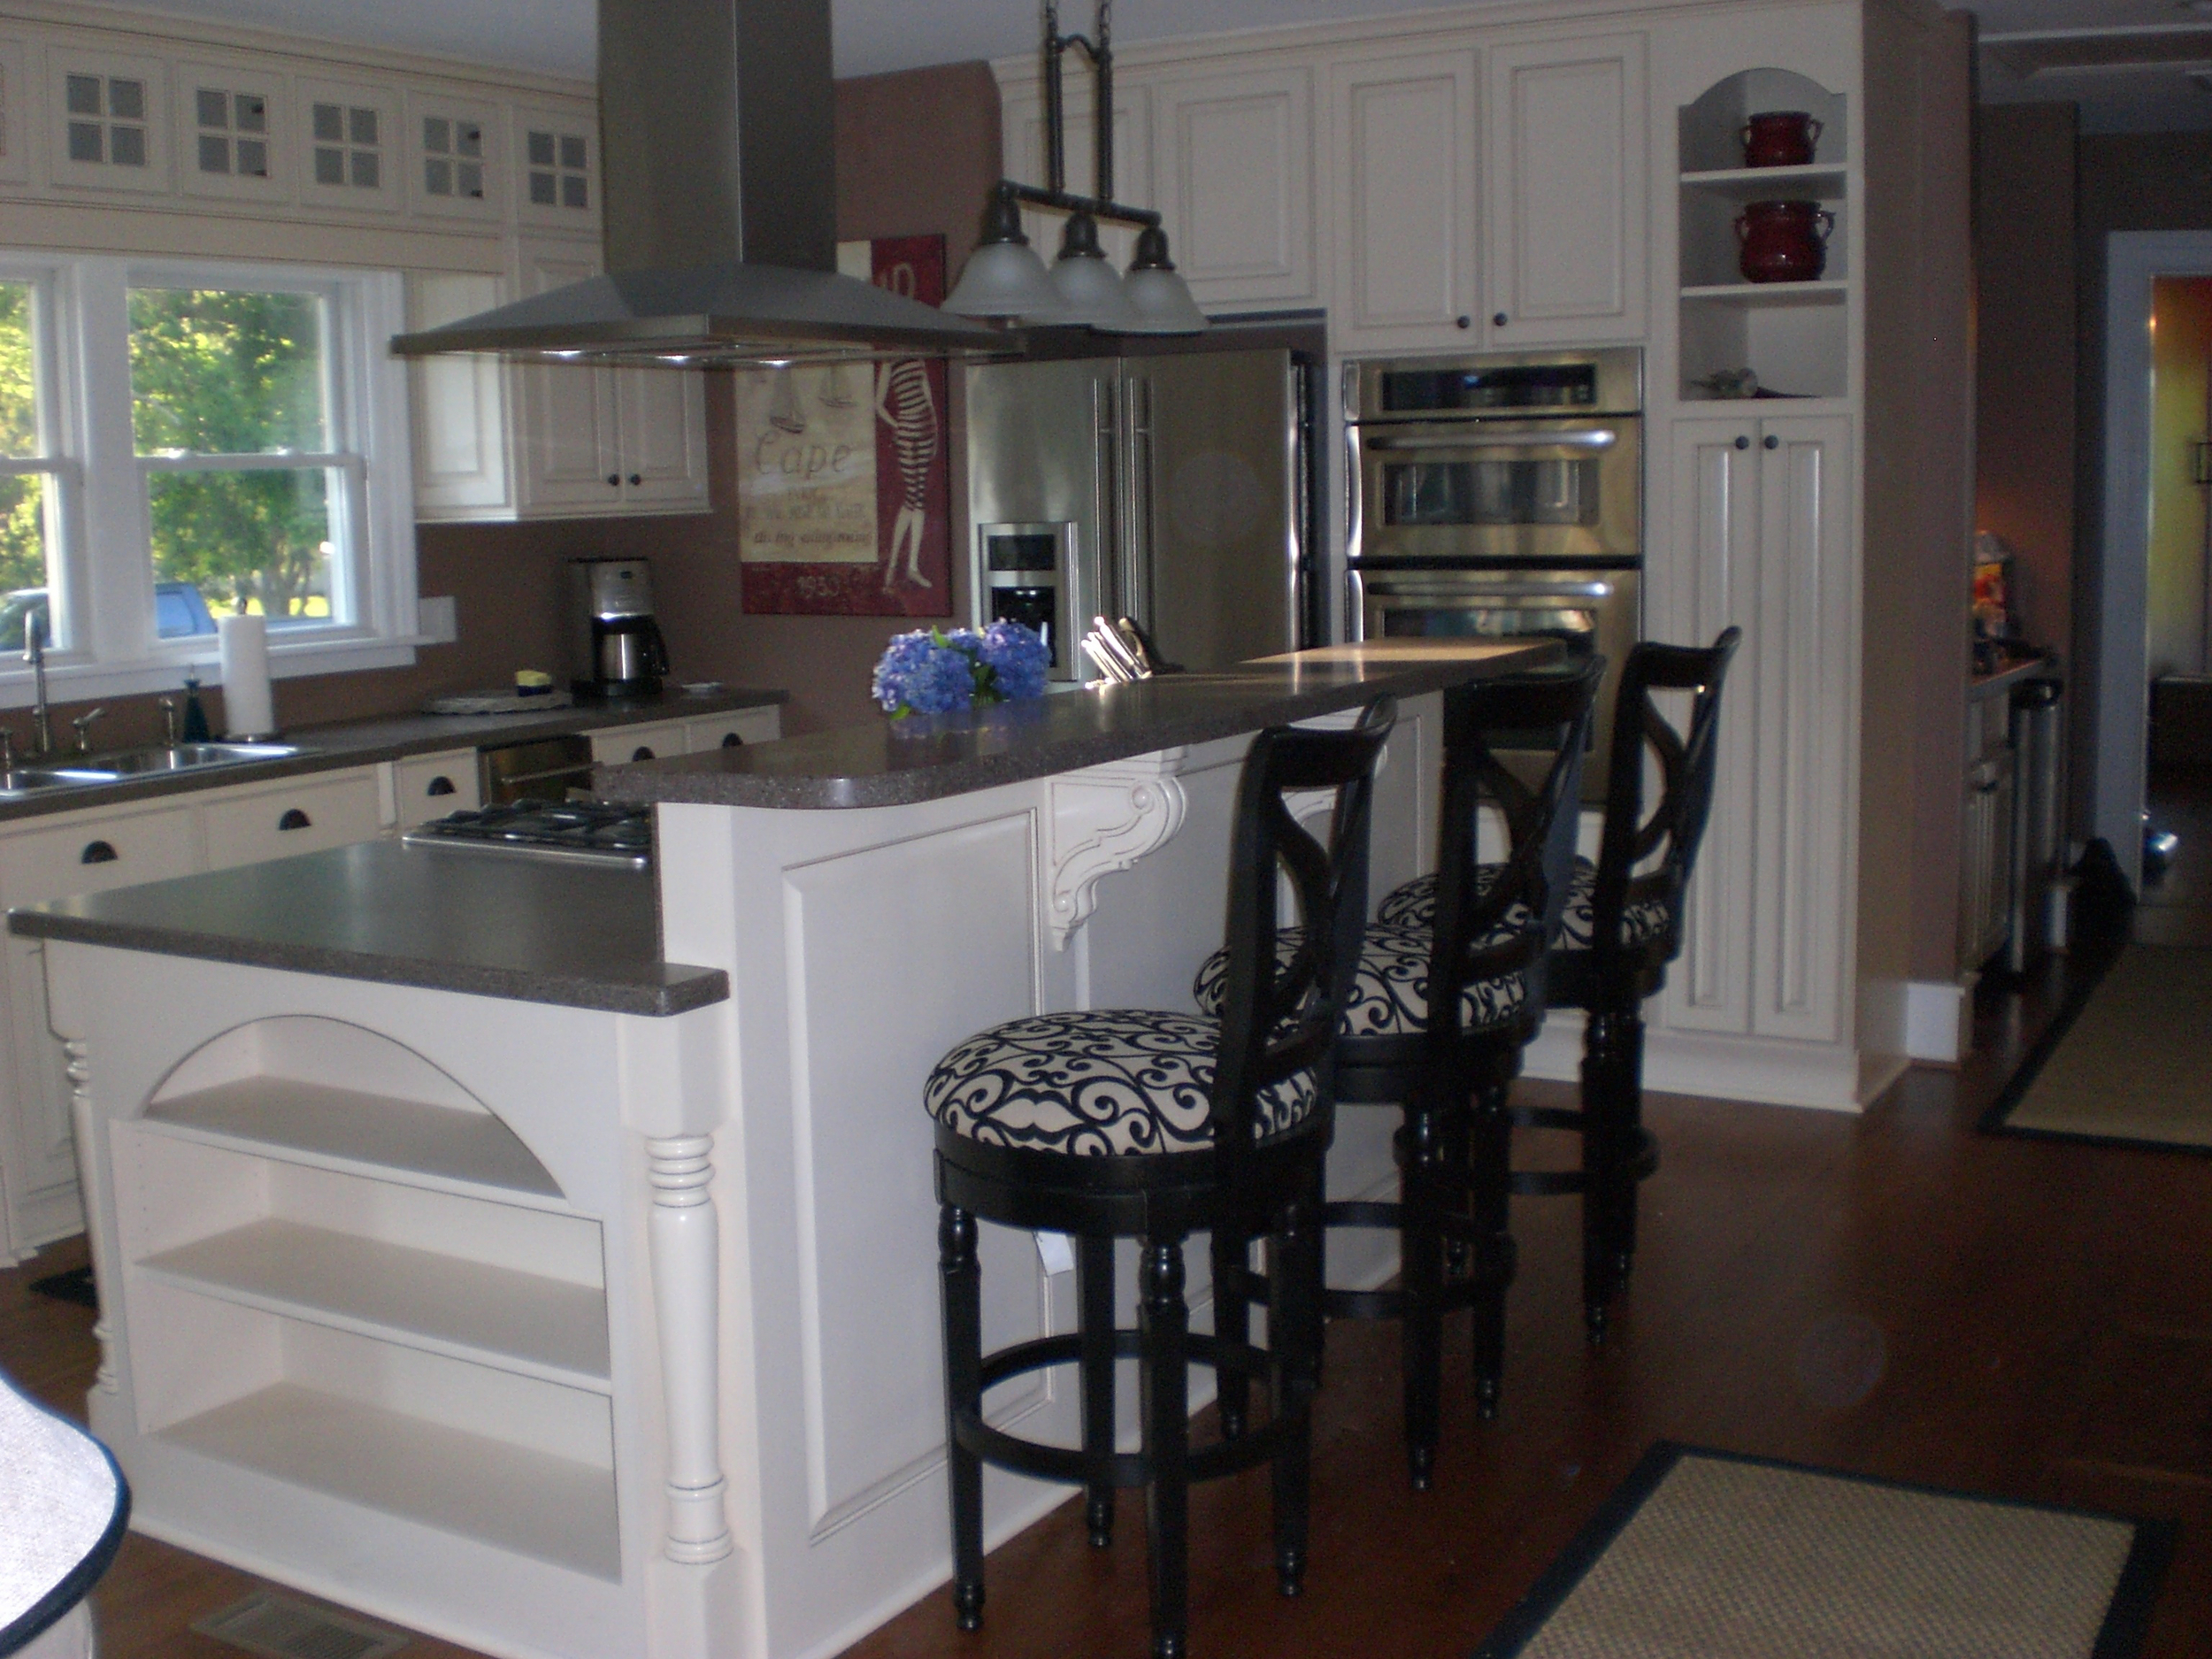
[{"left": 1044, "top": 748, "right": 1191, "bottom": 949}]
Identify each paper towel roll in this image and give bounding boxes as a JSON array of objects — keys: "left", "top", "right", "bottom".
[{"left": 218, "top": 614, "right": 275, "bottom": 738}]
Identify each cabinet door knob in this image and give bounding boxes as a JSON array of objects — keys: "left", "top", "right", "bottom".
[
  {"left": 278, "top": 808, "right": 311, "bottom": 831},
  {"left": 426, "top": 775, "right": 456, "bottom": 796},
  {"left": 632, "top": 745, "right": 655, "bottom": 761},
  {"left": 627, "top": 473, "right": 642, "bottom": 486},
  {"left": 1763, "top": 434, "right": 1780, "bottom": 449},
  {"left": 606, "top": 472, "right": 620, "bottom": 487},
  {"left": 1455, "top": 315, "right": 1472, "bottom": 330},
  {"left": 1733, "top": 435, "right": 1750, "bottom": 450},
  {"left": 1492, "top": 311, "right": 1508, "bottom": 327},
  {"left": 720, "top": 732, "right": 743, "bottom": 748},
  {"left": 80, "top": 840, "right": 118, "bottom": 865}
]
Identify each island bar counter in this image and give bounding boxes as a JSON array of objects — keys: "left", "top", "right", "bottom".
[{"left": 16, "top": 640, "right": 1552, "bottom": 1659}]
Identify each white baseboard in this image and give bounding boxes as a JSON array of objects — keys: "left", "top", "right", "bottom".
[
  {"left": 1903, "top": 975, "right": 1978, "bottom": 1064},
  {"left": 1520, "top": 1010, "right": 1879, "bottom": 1112}
]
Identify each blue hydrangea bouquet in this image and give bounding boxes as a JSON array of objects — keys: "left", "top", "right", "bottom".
[{"left": 872, "top": 621, "right": 1050, "bottom": 718}]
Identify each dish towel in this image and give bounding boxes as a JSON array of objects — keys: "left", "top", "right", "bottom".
[{"left": 0, "top": 1368, "right": 127, "bottom": 1658}]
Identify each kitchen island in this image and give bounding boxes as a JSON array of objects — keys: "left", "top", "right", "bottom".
[{"left": 13, "top": 641, "right": 1548, "bottom": 1659}]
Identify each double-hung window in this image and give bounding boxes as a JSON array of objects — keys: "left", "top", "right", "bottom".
[{"left": 1, "top": 253, "right": 415, "bottom": 703}]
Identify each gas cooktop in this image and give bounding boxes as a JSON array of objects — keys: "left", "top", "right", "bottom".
[{"left": 401, "top": 800, "right": 653, "bottom": 868}]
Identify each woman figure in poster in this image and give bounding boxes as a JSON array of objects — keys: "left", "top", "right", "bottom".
[{"left": 876, "top": 357, "right": 937, "bottom": 590}]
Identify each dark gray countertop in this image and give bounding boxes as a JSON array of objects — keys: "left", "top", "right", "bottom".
[
  {"left": 0, "top": 685, "right": 787, "bottom": 825},
  {"left": 8, "top": 840, "right": 726, "bottom": 1017},
  {"left": 595, "top": 641, "right": 1556, "bottom": 810}
]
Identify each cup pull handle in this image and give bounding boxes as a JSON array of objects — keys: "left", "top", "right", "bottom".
[
  {"left": 426, "top": 775, "right": 456, "bottom": 796},
  {"left": 80, "top": 840, "right": 118, "bottom": 865},
  {"left": 632, "top": 746, "right": 655, "bottom": 761},
  {"left": 720, "top": 733, "right": 744, "bottom": 748},
  {"left": 278, "top": 808, "right": 311, "bottom": 831}
]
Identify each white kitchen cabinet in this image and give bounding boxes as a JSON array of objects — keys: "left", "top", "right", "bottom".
[
  {"left": 200, "top": 770, "right": 387, "bottom": 872},
  {"left": 388, "top": 749, "right": 482, "bottom": 829},
  {"left": 407, "top": 272, "right": 513, "bottom": 519},
  {"left": 680, "top": 707, "right": 782, "bottom": 752},
  {"left": 1482, "top": 32, "right": 1647, "bottom": 345},
  {"left": 1326, "top": 48, "right": 1480, "bottom": 352},
  {"left": 1148, "top": 67, "right": 1317, "bottom": 309},
  {"left": 588, "top": 720, "right": 686, "bottom": 764},
  {"left": 1657, "top": 415, "right": 1852, "bottom": 1049}
]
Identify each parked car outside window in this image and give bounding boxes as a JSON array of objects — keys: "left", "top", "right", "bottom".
[{"left": 0, "top": 583, "right": 217, "bottom": 652}]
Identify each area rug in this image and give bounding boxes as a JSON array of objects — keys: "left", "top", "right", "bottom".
[
  {"left": 1982, "top": 945, "right": 2212, "bottom": 1154},
  {"left": 26, "top": 1266, "right": 96, "bottom": 1311},
  {"left": 1471, "top": 1442, "right": 2172, "bottom": 1659}
]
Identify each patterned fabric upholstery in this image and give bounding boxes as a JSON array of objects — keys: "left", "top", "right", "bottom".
[
  {"left": 1377, "top": 858, "right": 1671, "bottom": 952},
  {"left": 1193, "top": 925, "right": 1526, "bottom": 1039},
  {"left": 926, "top": 1009, "right": 1318, "bottom": 1157}
]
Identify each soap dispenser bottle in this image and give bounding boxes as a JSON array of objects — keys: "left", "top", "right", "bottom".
[{"left": 180, "top": 670, "right": 211, "bottom": 741}]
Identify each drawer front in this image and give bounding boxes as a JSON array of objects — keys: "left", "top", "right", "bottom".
[
  {"left": 201, "top": 772, "right": 385, "bottom": 871},
  {"left": 682, "top": 708, "right": 781, "bottom": 752},
  {"left": 0, "top": 803, "right": 198, "bottom": 905},
  {"left": 588, "top": 720, "right": 687, "bottom": 764},
  {"left": 392, "top": 750, "right": 483, "bottom": 829}
]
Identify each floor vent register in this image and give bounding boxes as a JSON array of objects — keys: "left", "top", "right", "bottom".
[{"left": 191, "top": 1590, "right": 411, "bottom": 1659}]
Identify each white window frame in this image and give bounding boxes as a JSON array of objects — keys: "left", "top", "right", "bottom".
[{"left": 0, "top": 251, "right": 418, "bottom": 708}]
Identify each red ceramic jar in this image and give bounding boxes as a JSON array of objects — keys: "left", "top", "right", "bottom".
[
  {"left": 1740, "top": 111, "right": 1822, "bottom": 168},
  {"left": 1735, "top": 199, "right": 1832, "bottom": 283}
]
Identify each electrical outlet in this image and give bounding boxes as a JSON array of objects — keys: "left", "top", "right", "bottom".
[{"left": 418, "top": 595, "right": 458, "bottom": 643}]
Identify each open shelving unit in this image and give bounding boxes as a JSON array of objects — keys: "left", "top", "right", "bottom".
[
  {"left": 111, "top": 1016, "right": 622, "bottom": 1584},
  {"left": 1676, "top": 68, "right": 1851, "bottom": 403}
]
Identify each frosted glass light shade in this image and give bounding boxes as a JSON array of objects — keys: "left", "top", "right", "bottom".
[
  {"left": 1050, "top": 250, "right": 1139, "bottom": 332},
  {"left": 944, "top": 240, "right": 1067, "bottom": 321},
  {"left": 1118, "top": 266, "right": 1209, "bottom": 334}
]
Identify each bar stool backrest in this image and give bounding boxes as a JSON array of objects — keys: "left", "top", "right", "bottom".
[
  {"left": 1588, "top": 627, "right": 1743, "bottom": 975},
  {"left": 1428, "top": 661, "right": 1604, "bottom": 1045},
  {"left": 1210, "top": 696, "right": 1397, "bottom": 1176}
]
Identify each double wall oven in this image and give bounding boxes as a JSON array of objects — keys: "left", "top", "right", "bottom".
[{"left": 1346, "top": 348, "right": 1642, "bottom": 797}]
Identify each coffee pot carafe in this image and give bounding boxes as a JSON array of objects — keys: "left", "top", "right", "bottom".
[{"left": 569, "top": 557, "right": 672, "bottom": 697}]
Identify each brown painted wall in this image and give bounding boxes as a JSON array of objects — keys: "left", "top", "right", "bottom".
[
  {"left": 1974, "top": 104, "right": 2076, "bottom": 664},
  {"left": 20, "top": 60, "right": 1002, "bottom": 752}
]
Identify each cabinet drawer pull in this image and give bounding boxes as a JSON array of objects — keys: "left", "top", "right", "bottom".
[
  {"left": 632, "top": 745, "right": 656, "bottom": 761},
  {"left": 1455, "top": 315, "right": 1471, "bottom": 330},
  {"left": 80, "top": 840, "right": 118, "bottom": 865},
  {"left": 720, "top": 732, "right": 744, "bottom": 748},
  {"left": 1492, "top": 311, "right": 1508, "bottom": 327},
  {"left": 627, "top": 472, "right": 642, "bottom": 486},
  {"left": 278, "top": 808, "right": 312, "bottom": 831},
  {"left": 1763, "top": 434, "right": 1780, "bottom": 449},
  {"left": 606, "top": 472, "right": 620, "bottom": 487},
  {"left": 1733, "top": 435, "right": 1750, "bottom": 450},
  {"left": 426, "top": 775, "right": 457, "bottom": 796}
]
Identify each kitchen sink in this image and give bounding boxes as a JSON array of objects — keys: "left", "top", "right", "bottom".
[
  {"left": 0, "top": 743, "right": 310, "bottom": 799},
  {"left": 0, "top": 767, "right": 128, "bottom": 798}
]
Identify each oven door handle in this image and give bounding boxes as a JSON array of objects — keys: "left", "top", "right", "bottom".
[
  {"left": 1363, "top": 430, "right": 1619, "bottom": 452},
  {"left": 1375, "top": 580, "right": 1616, "bottom": 601}
]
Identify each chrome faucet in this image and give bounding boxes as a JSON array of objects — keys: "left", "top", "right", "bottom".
[
  {"left": 72, "top": 707, "right": 105, "bottom": 757},
  {"left": 156, "top": 695, "right": 180, "bottom": 747},
  {"left": 22, "top": 614, "right": 50, "bottom": 756}
]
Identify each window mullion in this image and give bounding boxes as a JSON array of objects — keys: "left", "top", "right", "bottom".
[{"left": 73, "top": 259, "right": 156, "bottom": 666}]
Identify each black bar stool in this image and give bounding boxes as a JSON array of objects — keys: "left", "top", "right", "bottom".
[
  {"left": 1194, "top": 664, "right": 1600, "bottom": 1487},
  {"left": 924, "top": 697, "right": 1394, "bottom": 1659},
  {"left": 1378, "top": 629, "right": 1741, "bottom": 1339}
]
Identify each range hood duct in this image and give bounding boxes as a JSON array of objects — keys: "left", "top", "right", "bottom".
[{"left": 390, "top": 0, "right": 1008, "bottom": 365}]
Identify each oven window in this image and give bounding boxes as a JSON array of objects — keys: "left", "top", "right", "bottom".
[
  {"left": 1379, "top": 365, "right": 1598, "bottom": 412},
  {"left": 1382, "top": 458, "right": 1600, "bottom": 528}
]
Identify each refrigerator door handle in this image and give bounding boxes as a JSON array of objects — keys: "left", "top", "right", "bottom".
[{"left": 1122, "top": 372, "right": 1156, "bottom": 628}]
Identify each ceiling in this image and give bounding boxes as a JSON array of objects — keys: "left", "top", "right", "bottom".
[{"left": 88, "top": 0, "right": 2212, "bottom": 134}]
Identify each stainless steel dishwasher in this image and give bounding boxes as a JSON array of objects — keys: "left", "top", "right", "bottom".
[{"left": 479, "top": 733, "right": 597, "bottom": 804}]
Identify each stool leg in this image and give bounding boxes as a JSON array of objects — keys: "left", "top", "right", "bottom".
[
  {"left": 1078, "top": 1233, "right": 1118, "bottom": 1548},
  {"left": 1271, "top": 1188, "right": 1317, "bottom": 1597},
  {"left": 1210, "top": 1226, "right": 1250, "bottom": 1441},
  {"left": 1468, "top": 1079, "right": 1512, "bottom": 1421},
  {"left": 1399, "top": 1106, "right": 1445, "bottom": 1491},
  {"left": 1140, "top": 1236, "right": 1190, "bottom": 1659},
  {"left": 1613, "top": 1007, "right": 1649, "bottom": 1294},
  {"left": 1580, "top": 1006, "right": 1638, "bottom": 1341},
  {"left": 938, "top": 1205, "right": 986, "bottom": 1631}
]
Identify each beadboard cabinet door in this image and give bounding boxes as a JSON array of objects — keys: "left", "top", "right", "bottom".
[
  {"left": 1482, "top": 32, "right": 1647, "bottom": 345},
  {"left": 1148, "top": 66, "right": 1317, "bottom": 309},
  {"left": 1326, "top": 48, "right": 1479, "bottom": 352}
]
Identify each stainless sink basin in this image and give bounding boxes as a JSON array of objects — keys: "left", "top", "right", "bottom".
[
  {"left": 0, "top": 742, "right": 309, "bottom": 799},
  {"left": 95, "top": 741, "right": 305, "bottom": 774}
]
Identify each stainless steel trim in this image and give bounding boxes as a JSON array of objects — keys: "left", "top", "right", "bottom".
[
  {"left": 1348, "top": 346, "right": 1644, "bottom": 423},
  {"left": 1123, "top": 372, "right": 1155, "bottom": 626},
  {"left": 399, "top": 833, "right": 650, "bottom": 871},
  {"left": 1364, "top": 429, "right": 1617, "bottom": 452}
]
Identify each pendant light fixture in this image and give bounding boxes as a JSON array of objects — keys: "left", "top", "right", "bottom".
[{"left": 942, "top": 2, "right": 1206, "bottom": 335}]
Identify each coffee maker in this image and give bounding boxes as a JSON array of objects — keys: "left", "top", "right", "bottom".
[{"left": 568, "top": 557, "right": 671, "bottom": 698}]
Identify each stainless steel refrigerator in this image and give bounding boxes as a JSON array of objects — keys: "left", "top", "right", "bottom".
[{"left": 964, "top": 345, "right": 1317, "bottom": 680}]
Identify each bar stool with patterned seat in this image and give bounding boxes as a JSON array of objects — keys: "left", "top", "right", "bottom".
[
  {"left": 924, "top": 697, "right": 1394, "bottom": 1659},
  {"left": 1377, "top": 630, "right": 1741, "bottom": 1339},
  {"left": 1194, "top": 664, "right": 1601, "bottom": 1487}
]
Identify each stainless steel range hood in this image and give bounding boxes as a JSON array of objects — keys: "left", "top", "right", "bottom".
[{"left": 390, "top": 0, "right": 1008, "bottom": 366}]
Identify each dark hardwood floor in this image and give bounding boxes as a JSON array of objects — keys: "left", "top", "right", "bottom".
[{"left": 4, "top": 931, "right": 2208, "bottom": 1657}]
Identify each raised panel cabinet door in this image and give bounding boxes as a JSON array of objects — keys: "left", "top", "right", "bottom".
[
  {"left": 1002, "top": 81, "right": 1153, "bottom": 269},
  {"left": 513, "top": 240, "right": 622, "bottom": 517},
  {"left": 1658, "top": 419, "right": 1757, "bottom": 1037},
  {"left": 1483, "top": 33, "right": 1647, "bottom": 344},
  {"left": 1326, "top": 50, "right": 1479, "bottom": 349},
  {"left": 612, "top": 365, "right": 710, "bottom": 513},
  {"left": 407, "top": 271, "right": 514, "bottom": 520},
  {"left": 1750, "top": 417, "right": 1854, "bottom": 1044},
  {"left": 1149, "top": 66, "right": 1315, "bottom": 307}
]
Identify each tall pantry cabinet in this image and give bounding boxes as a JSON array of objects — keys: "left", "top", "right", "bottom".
[{"left": 992, "top": 0, "right": 1972, "bottom": 1110}]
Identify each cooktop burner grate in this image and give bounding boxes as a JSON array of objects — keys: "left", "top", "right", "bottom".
[{"left": 401, "top": 799, "right": 654, "bottom": 868}]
